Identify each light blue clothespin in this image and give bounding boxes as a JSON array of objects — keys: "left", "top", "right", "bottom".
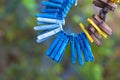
[
  {"left": 37, "top": 17, "right": 65, "bottom": 25},
  {"left": 75, "top": 0, "right": 78, "bottom": 6},
  {"left": 37, "top": 24, "right": 63, "bottom": 43},
  {"left": 34, "top": 24, "right": 60, "bottom": 31}
]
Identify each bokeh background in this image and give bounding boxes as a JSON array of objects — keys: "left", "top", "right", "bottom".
[{"left": 0, "top": 0, "right": 120, "bottom": 80}]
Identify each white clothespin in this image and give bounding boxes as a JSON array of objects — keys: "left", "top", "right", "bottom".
[
  {"left": 75, "top": 0, "right": 78, "bottom": 6},
  {"left": 37, "top": 24, "right": 63, "bottom": 43},
  {"left": 34, "top": 24, "right": 60, "bottom": 31},
  {"left": 37, "top": 17, "right": 65, "bottom": 25}
]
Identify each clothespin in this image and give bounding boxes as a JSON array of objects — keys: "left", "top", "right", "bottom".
[
  {"left": 93, "top": 0, "right": 117, "bottom": 11},
  {"left": 69, "top": 33, "right": 76, "bottom": 63},
  {"left": 37, "top": 25, "right": 63, "bottom": 43},
  {"left": 42, "top": 1, "right": 62, "bottom": 8},
  {"left": 87, "top": 18, "right": 108, "bottom": 38},
  {"left": 79, "top": 23, "right": 94, "bottom": 43},
  {"left": 37, "top": 17, "right": 65, "bottom": 25},
  {"left": 81, "top": 33, "right": 94, "bottom": 62},
  {"left": 75, "top": 36, "right": 84, "bottom": 65},
  {"left": 50, "top": 32, "right": 66, "bottom": 60},
  {"left": 36, "top": 13, "right": 57, "bottom": 19},
  {"left": 49, "top": 0, "right": 64, "bottom": 4},
  {"left": 93, "top": 15, "right": 112, "bottom": 36},
  {"left": 77, "top": 33, "right": 89, "bottom": 62},
  {"left": 109, "top": 0, "right": 120, "bottom": 3},
  {"left": 75, "top": 0, "right": 78, "bottom": 6},
  {"left": 41, "top": 9, "right": 59, "bottom": 13},
  {"left": 90, "top": 33, "right": 102, "bottom": 46},
  {"left": 34, "top": 24, "right": 60, "bottom": 31},
  {"left": 55, "top": 33, "right": 69, "bottom": 62},
  {"left": 46, "top": 31, "right": 64, "bottom": 56}
]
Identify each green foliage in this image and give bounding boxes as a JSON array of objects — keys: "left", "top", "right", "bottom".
[{"left": 0, "top": 0, "right": 120, "bottom": 80}]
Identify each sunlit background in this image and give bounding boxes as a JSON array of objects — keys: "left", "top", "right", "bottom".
[{"left": 0, "top": 0, "right": 120, "bottom": 80}]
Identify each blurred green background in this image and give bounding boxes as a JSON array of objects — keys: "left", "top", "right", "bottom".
[{"left": 0, "top": 0, "right": 120, "bottom": 80}]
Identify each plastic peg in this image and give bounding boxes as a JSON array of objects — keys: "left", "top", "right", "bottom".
[
  {"left": 55, "top": 33, "right": 69, "bottom": 62},
  {"left": 37, "top": 27, "right": 63, "bottom": 43},
  {"left": 50, "top": 32, "right": 65, "bottom": 59},
  {"left": 41, "top": 9, "right": 59, "bottom": 13},
  {"left": 37, "top": 17, "right": 65, "bottom": 25},
  {"left": 81, "top": 33, "right": 94, "bottom": 62},
  {"left": 78, "top": 33, "right": 89, "bottom": 62},
  {"left": 70, "top": 33, "right": 76, "bottom": 63},
  {"left": 42, "top": 1, "right": 62, "bottom": 8},
  {"left": 46, "top": 31, "right": 63, "bottom": 56},
  {"left": 34, "top": 24, "right": 60, "bottom": 31},
  {"left": 75, "top": 36, "right": 84, "bottom": 65},
  {"left": 49, "top": 0, "right": 64, "bottom": 4},
  {"left": 79, "top": 23, "right": 94, "bottom": 43}
]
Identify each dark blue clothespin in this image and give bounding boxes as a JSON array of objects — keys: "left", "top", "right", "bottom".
[
  {"left": 75, "top": 35, "right": 84, "bottom": 65},
  {"left": 41, "top": 9, "right": 59, "bottom": 13},
  {"left": 49, "top": 0, "right": 64, "bottom": 4},
  {"left": 78, "top": 33, "right": 89, "bottom": 62},
  {"left": 46, "top": 31, "right": 64, "bottom": 56},
  {"left": 42, "top": 1, "right": 62, "bottom": 8},
  {"left": 80, "top": 32, "right": 94, "bottom": 62},
  {"left": 54, "top": 32, "right": 69, "bottom": 62},
  {"left": 69, "top": 33, "right": 76, "bottom": 64},
  {"left": 46, "top": 31, "right": 69, "bottom": 63},
  {"left": 49, "top": 32, "right": 66, "bottom": 60}
]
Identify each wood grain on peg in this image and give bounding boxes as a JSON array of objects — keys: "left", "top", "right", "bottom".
[
  {"left": 88, "top": 30, "right": 102, "bottom": 46},
  {"left": 93, "top": 0, "right": 117, "bottom": 11},
  {"left": 93, "top": 15, "right": 112, "bottom": 36}
]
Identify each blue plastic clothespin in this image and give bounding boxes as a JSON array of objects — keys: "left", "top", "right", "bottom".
[
  {"left": 41, "top": 9, "right": 59, "bottom": 13},
  {"left": 80, "top": 33, "right": 94, "bottom": 62},
  {"left": 37, "top": 17, "right": 65, "bottom": 25},
  {"left": 34, "top": 23, "right": 60, "bottom": 31},
  {"left": 49, "top": 32, "right": 66, "bottom": 60},
  {"left": 37, "top": 25, "right": 63, "bottom": 43},
  {"left": 55, "top": 32, "right": 69, "bottom": 62},
  {"left": 75, "top": 36, "right": 84, "bottom": 65},
  {"left": 49, "top": 0, "right": 64, "bottom": 4},
  {"left": 69, "top": 33, "right": 76, "bottom": 64},
  {"left": 42, "top": 1, "right": 62, "bottom": 8},
  {"left": 78, "top": 33, "right": 89, "bottom": 62},
  {"left": 46, "top": 31, "right": 64, "bottom": 56}
]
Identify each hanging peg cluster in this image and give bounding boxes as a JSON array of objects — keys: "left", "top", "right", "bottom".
[{"left": 34, "top": 0, "right": 119, "bottom": 65}]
